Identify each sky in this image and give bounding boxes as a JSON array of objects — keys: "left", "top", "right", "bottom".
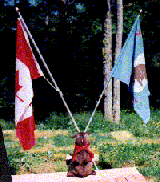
[{"left": 5, "top": 0, "right": 38, "bottom": 6}]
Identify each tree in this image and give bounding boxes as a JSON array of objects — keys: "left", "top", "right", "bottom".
[
  {"left": 20, "top": 0, "right": 29, "bottom": 6},
  {"left": 113, "top": 0, "right": 123, "bottom": 123},
  {"left": 0, "top": 0, "right": 160, "bottom": 118},
  {"left": 103, "top": 0, "right": 113, "bottom": 121}
]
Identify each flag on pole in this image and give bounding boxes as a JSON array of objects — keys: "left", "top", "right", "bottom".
[
  {"left": 111, "top": 15, "right": 150, "bottom": 124},
  {"left": 15, "top": 18, "right": 43, "bottom": 150}
]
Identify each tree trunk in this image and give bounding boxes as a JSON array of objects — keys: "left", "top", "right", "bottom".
[
  {"left": 113, "top": 0, "right": 123, "bottom": 124},
  {"left": 103, "top": 0, "right": 113, "bottom": 121}
]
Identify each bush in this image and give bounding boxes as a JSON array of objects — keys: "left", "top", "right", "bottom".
[
  {"left": 2, "top": 109, "right": 160, "bottom": 136},
  {"left": 67, "top": 111, "right": 120, "bottom": 133},
  {"left": 120, "top": 109, "right": 160, "bottom": 137},
  {"left": 0, "top": 119, "right": 15, "bottom": 130},
  {"left": 98, "top": 142, "right": 160, "bottom": 180},
  {"left": 36, "top": 112, "right": 70, "bottom": 130}
]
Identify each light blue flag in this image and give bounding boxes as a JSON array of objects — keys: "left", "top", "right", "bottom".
[
  {"left": 111, "top": 15, "right": 150, "bottom": 124},
  {"left": 111, "top": 16, "right": 140, "bottom": 85}
]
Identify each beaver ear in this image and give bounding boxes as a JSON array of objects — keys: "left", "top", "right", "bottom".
[
  {"left": 71, "top": 134, "right": 77, "bottom": 138},
  {"left": 88, "top": 132, "right": 92, "bottom": 135}
]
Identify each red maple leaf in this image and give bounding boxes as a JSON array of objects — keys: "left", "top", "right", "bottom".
[
  {"left": 15, "top": 70, "right": 24, "bottom": 102},
  {"left": 16, "top": 70, "right": 23, "bottom": 93},
  {"left": 133, "top": 98, "right": 138, "bottom": 104},
  {"left": 136, "top": 31, "right": 141, "bottom": 36}
]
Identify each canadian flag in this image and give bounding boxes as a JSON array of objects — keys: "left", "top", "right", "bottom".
[{"left": 15, "top": 18, "right": 43, "bottom": 150}]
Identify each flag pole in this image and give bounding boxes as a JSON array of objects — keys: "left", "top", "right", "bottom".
[
  {"left": 138, "top": 10, "right": 142, "bottom": 18},
  {"left": 140, "top": 9, "right": 142, "bottom": 15},
  {"left": 16, "top": 7, "right": 80, "bottom": 133}
]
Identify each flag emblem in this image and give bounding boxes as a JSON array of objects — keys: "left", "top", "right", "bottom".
[{"left": 136, "top": 31, "right": 141, "bottom": 36}]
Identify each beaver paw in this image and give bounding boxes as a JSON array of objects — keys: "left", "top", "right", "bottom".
[
  {"left": 67, "top": 172, "right": 76, "bottom": 177},
  {"left": 91, "top": 170, "right": 96, "bottom": 175}
]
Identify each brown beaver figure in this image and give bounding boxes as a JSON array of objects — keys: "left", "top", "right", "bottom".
[{"left": 67, "top": 132, "right": 96, "bottom": 178}]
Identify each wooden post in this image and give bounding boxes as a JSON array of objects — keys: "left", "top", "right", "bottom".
[
  {"left": 113, "top": 0, "right": 123, "bottom": 124},
  {"left": 0, "top": 125, "right": 12, "bottom": 182},
  {"left": 103, "top": 0, "right": 113, "bottom": 121}
]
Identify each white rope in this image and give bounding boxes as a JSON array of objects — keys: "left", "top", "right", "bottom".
[
  {"left": 43, "top": 76, "right": 59, "bottom": 91},
  {"left": 92, "top": 158, "right": 99, "bottom": 170},
  {"left": 84, "top": 75, "right": 112, "bottom": 132},
  {"left": 16, "top": 8, "right": 80, "bottom": 133}
]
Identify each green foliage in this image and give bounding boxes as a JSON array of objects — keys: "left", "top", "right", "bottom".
[
  {"left": 53, "top": 134, "right": 73, "bottom": 147},
  {"left": 36, "top": 112, "right": 70, "bottom": 130},
  {"left": 151, "top": 53, "right": 160, "bottom": 68},
  {"left": 0, "top": 119, "right": 15, "bottom": 130},
  {"left": 139, "top": 157, "right": 160, "bottom": 179},
  {"left": 99, "top": 142, "right": 160, "bottom": 181},
  {"left": 39, "top": 109, "right": 160, "bottom": 137},
  {"left": 2, "top": 109, "right": 160, "bottom": 137},
  {"left": 68, "top": 111, "right": 119, "bottom": 133},
  {"left": 6, "top": 144, "right": 22, "bottom": 173},
  {"left": 119, "top": 110, "right": 160, "bottom": 138}
]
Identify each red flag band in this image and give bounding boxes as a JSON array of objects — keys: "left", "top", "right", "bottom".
[{"left": 15, "top": 18, "right": 43, "bottom": 150}]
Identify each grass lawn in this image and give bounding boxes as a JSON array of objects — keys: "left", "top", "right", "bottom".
[{"left": 1, "top": 110, "right": 160, "bottom": 181}]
